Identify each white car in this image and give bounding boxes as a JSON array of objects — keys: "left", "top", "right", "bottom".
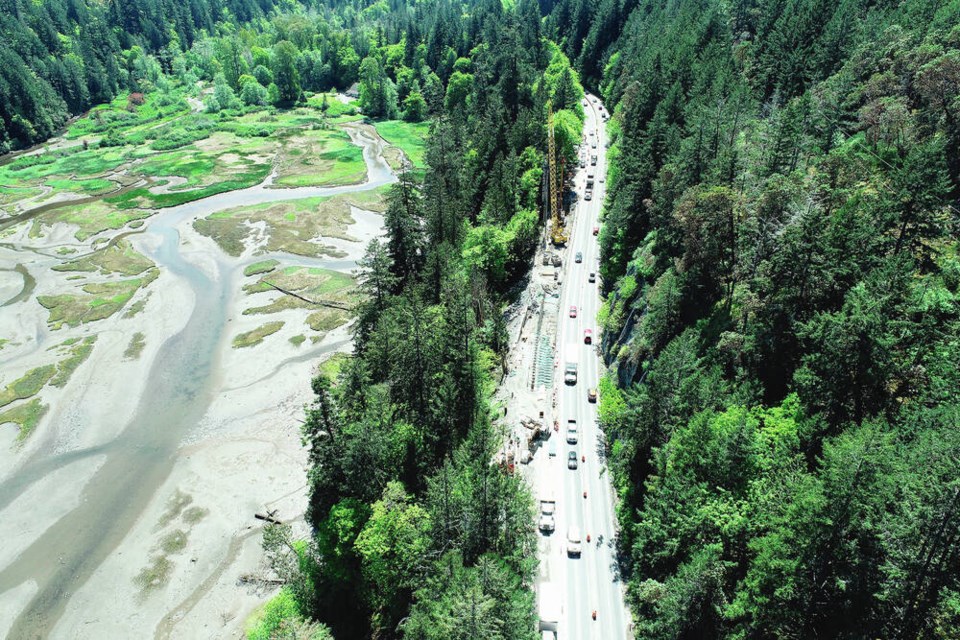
[
  {"left": 567, "top": 527, "right": 582, "bottom": 556},
  {"left": 566, "top": 420, "right": 578, "bottom": 444}
]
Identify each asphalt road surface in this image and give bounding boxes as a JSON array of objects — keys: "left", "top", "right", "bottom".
[{"left": 539, "top": 93, "right": 631, "bottom": 639}]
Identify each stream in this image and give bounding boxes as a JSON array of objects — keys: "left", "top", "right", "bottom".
[{"left": 0, "top": 123, "right": 395, "bottom": 639}]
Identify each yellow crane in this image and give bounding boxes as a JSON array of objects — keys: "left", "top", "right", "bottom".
[{"left": 547, "top": 106, "right": 567, "bottom": 246}]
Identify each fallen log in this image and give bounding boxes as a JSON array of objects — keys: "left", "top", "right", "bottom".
[
  {"left": 262, "top": 281, "right": 353, "bottom": 311},
  {"left": 254, "top": 512, "right": 282, "bottom": 525}
]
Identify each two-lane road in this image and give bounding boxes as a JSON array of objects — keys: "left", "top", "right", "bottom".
[{"left": 550, "top": 94, "right": 631, "bottom": 639}]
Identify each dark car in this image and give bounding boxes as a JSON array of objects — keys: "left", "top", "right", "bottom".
[{"left": 567, "top": 451, "right": 578, "bottom": 469}]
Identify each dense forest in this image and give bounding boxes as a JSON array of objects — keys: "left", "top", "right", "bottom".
[{"left": 548, "top": 0, "right": 960, "bottom": 636}]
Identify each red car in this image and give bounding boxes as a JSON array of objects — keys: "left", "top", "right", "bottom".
[
  {"left": 569, "top": 306, "right": 578, "bottom": 318},
  {"left": 584, "top": 329, "right": 592, "bottom": 344},
  {"left": 592, "top": 226, "right": 599, "bottom": 236}
]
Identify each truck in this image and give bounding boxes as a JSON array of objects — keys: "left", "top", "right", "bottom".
[
  {"left": 539, "top": 496, "right": 556, "bottom": 532},
  {"left": 563, "top": 346, "right": 578, "bottom": 385},
  {"left": 539, "top": 582, "right": 560, "bottom": 633},
  {"left": 585, "top": 177, "right": 595, "bottom": 201}
]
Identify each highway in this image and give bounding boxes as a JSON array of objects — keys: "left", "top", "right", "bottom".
[{"left": 540, "top": 93, "right": 631, "bottom": 639}]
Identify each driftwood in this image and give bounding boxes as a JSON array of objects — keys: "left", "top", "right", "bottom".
[
  {"left": 254, "top": 510, "right": 282, "bottom": 525},
  {"left": 238, "top": 574, "right": 285, "bottom": 586},
  {"left": 262, "top": 281, "right": 353, "bottom": 311}
]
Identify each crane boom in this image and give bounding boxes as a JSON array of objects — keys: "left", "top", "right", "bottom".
[{"left": 547, "top": 106, "right": 567, "bottom": 246}]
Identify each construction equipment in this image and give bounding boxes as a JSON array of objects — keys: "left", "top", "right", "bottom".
[{"left": 547, "top": 106, "right": 568, "bottom": 246}]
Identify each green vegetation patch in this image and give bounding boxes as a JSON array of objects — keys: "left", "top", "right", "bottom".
[
  {"left": 124, "top": 332, "right": 146, "bottom": 360},
  {"left": 49, "top": 200, "right": 154, "bottom": 241},
  {"left": 0, "top": 398, "right": 48, "bottom": 444},
  {"left": 182, "top": 506, "right": 209, "bottom": 524},
  {"left": 244, "top": 259, "right": 280, "bottom": 277},
  {"left": 319, "top": 352, "right": 350, "bottom": 381},
  {"left": 157, "top": 490, "right": 193, "bottom": 528},
  {"left": 44, "top": 178, "right": 116, "bottom": 196},
  {"left": 123, "top": 294, "right": 150, "bottom": 318},
  {"left": 53, "top": 238, "right": 154, "bottom": 276},
  {"left": 306, "top": 92, "right": 362, "bottom": 122},
  {"left": 233, "top": 321, "right": 284, "bottom": 348},
  {"left": 0, "top": 185, "right": 43, "bottom": 209},
  {"left": 38, "top": 268, "right": 158, "bottom": 329},
  {"left": 1, "top": 146, "right": 131, "bottom": 184},
  {"left": 134, "top": 555, "right": 173, "bottom": 597},
  {"left": 374, "top": 120, "right": 429, "bottom": 168},
  {"left": 67, "top": 90, "right": 192, "bottom": 140},
  {"left": 307, "top": 309, "right": 351, "bottom": 332},
  {"left": 289, "top": 334, "right": 306, "bottom": 347},
  {"left": 274, "top": 127, "right": 366, "bottom": 187},
  {"left": 0, "top": 365, "right": 57, "bottom": 408},
  {"left": 194, "top": 191, "right": 385, "bottom": 258},
  {"left": 49, "top": 336, "right": 97, "bottom": 387},
  {"left": 246, "top": 587, "right": 325, "bottom": 640},
  {"left": 158, "top": 529, "right": 188, "bottom": 554},
  {"left": 103, "top": 132, "right": 277, "bottom": 210}
]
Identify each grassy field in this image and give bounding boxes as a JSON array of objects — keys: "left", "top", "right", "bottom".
[
  {"left": 374, "top": 120, "right": 429, "bottom": 168},
  {"left": 233, "top": 321, "right": 285, "bottom": 348},
  {"left": 274, "top": 127, "right": 366, "bottom": 187}
]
